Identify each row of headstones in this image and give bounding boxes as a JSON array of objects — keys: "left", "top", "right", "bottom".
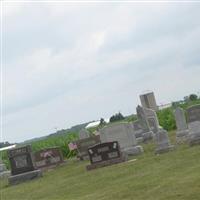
[
  {"left": 174, "top": 105, "right": 200, "bottom": 145},
  {"left": 76, "top": 104, "right": 200, "bottom": 170},
  {"left": 1, "top": 104, "right": 199, "bottom": 185},
  {"left": 0, "top": 146, "right": 65, "bottom": 185},
  {"left": 76, "top": 105, "right": 173, "bottom": 160}
]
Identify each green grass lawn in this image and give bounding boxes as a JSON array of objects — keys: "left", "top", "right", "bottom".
[{"left": 1, "top": 131, "right": 200, "bottom": 200}]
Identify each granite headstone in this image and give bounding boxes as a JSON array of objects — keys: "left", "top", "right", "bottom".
[
  {"left": 75, "top": 135, "right": 101, "bottom": 160},
  {"left": 8, "top": 145, "right": 42, "bottom": 185},
  {"left": 34, "top": 147, "right": 64, "bottom": 170},
  {"left": 143, "top": 107, "right": 160, "bottom": 133},
  {"left": 186, "top": 104, "right": 200, "bottom": 145},
  {"left": 155, "top": 128, "right": 174, "bottom": 154},
  {"left": 174, "top": 107, "right": 189, "bottom": 143},
  {"left": 86, "top": 141, "right": 127, "bottom": 170},
  {"left": 133, "top": 105, "right": 154, "bottom": 142},
  {"left": 100, "top": 122, "right": 143, "bottom": 156}
]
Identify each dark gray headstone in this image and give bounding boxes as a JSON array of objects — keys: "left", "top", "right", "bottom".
[
  {"left": 86, "top": 141, "right": 127, "bottom": 170},
  {"left": 7, "top": 145, "right": 42, "bottom": 185}
]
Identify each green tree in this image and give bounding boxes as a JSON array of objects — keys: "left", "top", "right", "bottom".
[
  {"left": 189, "top": 94, "right": 198, "bottom": 101},
  {"left": 109, "top": 112, "right": 125, "bottom": 123}
]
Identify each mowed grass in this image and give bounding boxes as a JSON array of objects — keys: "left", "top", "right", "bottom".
[{"left": 1, "top": 131, "right": 200, "bottom": 200}]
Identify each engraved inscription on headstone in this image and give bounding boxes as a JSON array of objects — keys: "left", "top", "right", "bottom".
[
  {"left": 8, "top": 145, "right": 35, "bottom": 176},
  {"left": 88, "top": 141, "right": 120, "bottom": 164},
  {"left": 14, "top": 155, "right": 28, "bottom": 168}
]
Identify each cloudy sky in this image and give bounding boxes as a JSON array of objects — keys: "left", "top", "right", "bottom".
[{"left": 1, "top": 1, "right": 200, "bottom": 143}]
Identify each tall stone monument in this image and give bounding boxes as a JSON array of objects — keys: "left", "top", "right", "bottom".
[
  {"left": 140, "top": 91, "right": 158, "bottom": 111},
  {"left": 186, "top": 104, "right": 200, "bottom": 145},
  {"left": 143, "top": 107, "right": 161, "bottom": 133},
  {"left": 132, "top": 106, "right": 154, "bottom": 143},
  {"left": 100, "top": 122, "right": 143, "bottom": 156},
  {"left": 142, "top": 107, "right": 174, "bottom": 153},
  {"left": 174, "top": 107, "right": 189, "bottom": 143}
]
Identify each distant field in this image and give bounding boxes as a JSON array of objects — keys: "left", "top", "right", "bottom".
[{"left": 1, "top": 131, "right": 200, "bottom": 200}]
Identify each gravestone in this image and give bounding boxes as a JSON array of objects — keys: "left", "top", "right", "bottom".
[
  {"left": 86, "top": 141, "right": 127, "bottom": 170},
  {"left": 79, "top": 129, "right": 90, "bottom": 139},
  {"left": 132, "top": 106, "right": 154, "bottom": 143},
  {"left": 186, "top": 104, "right": 200, "bottom": 145},
  {"left": 143, "top": 107, "right": 160, "bottom": 133},
  {"left": 100, "top": 122, "right": 143, "bottom": 156},
  {"left": 155, "top": 128, "right": 174, "bottom": 154},
  {"left": 34, "top": 147, "right": 64, "bottom": 170},
  {"left": 8, "top": 145, "right": 42, "bottom": 185},
  {"left": 75, "top": 135, "right": 101, "bottom": 160},
  {"left": 174, "top": 107, "right": 189, "bottom": 143},
  {"left": 0, "top": 158, "right": 10, "bottom": 178}
]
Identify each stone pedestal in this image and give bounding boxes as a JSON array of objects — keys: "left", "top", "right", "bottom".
[
  {"left": 86, "top": 156, "right": 127, "bottom": 171},
  {"left": 123, "top": 145, "right": 144, "bottom": 156},
  {"left": 8, "top": 170, "right": 42, "bottom": 185},
  {"left": 142, "top": 131, "right": 154, "bottom": 143},
  {"left": 155, "top": 129, "right": 174, "bottom": 154},
  {"left": 176, "top": 130, "right": 189, "bottom": 144}
]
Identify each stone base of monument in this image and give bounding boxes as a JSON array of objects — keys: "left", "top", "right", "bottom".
[
  {"left": 78, "top": 154, "right": 89, "bottom": 161},
  {"left": 136, "top": 137, "right": 143, "bottom": 144},
  {"left": 123, "top": 145, "right": 144, "bottom": 156},
  {"left": 176, "top": 130, "right": 189, "bottom": 144},
  {"left": 142, "top": 131, "right": 154, "bottom": 143},
  {"left": 0, "top": 163, "right": 6, "bottom": 172},
  {"left": 188, "top": 133, "right": 200, "bottom": 146},
  {"left": 8, "top": 170, "right": 42, "bottom": 186},
  {"left": 0, "top": 171, "right": 11, "bottom": 179},
  {"left": 0, "top": 164, "right": 10, "bottom": 179},
  {"left": 155, "top": 145, "right": 175, "bottom": 154},
  {"left": 86, "top": 156, "right": 128, "bottom": 171}
]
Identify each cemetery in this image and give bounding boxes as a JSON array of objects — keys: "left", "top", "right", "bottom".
[{"left": 0, "top": 93, "right": 200, "bottom": 199}]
